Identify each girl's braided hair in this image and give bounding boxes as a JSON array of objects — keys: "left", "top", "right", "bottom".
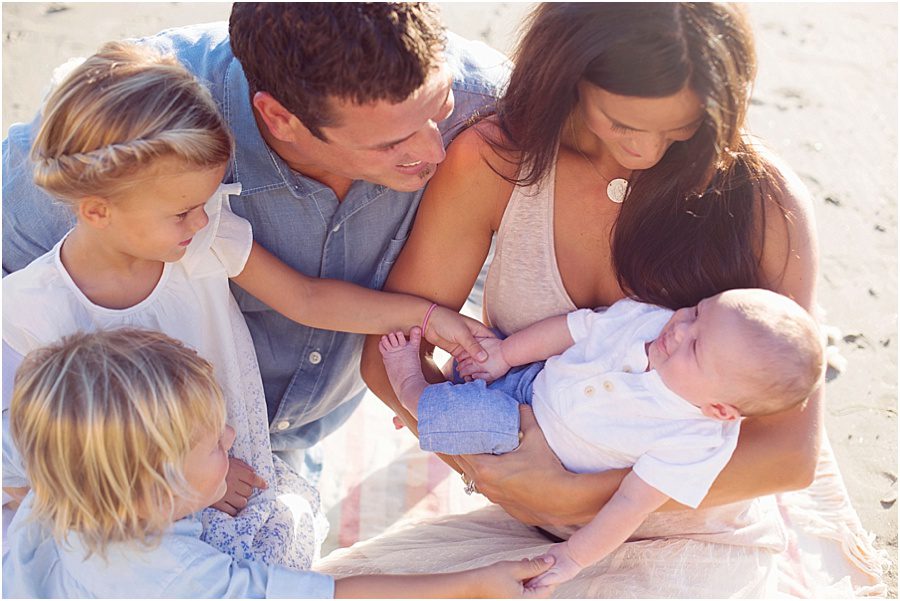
[{"left": 31, "top": 41, "right": 232, "bottom": 203}]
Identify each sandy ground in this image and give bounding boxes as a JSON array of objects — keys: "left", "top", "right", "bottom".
[{"left": 2, "top": 2, "right": 897, "bottom": 595}]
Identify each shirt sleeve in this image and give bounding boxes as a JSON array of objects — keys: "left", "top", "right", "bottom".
[
  {"left": 566, "top": 308, "right": 603, "bottom": 343},
  {"left": 631, "top": 422, "right": 740, "bottom": 509},
  {"left": 173, "top": 547, "right": 335, "bottom": 598},
  {"left": 3, "top": 342, "right": 28, "bottom": 489},
  {"left": 211, "top": 193, "right": 253, "bottom": 277},
  {"left": 181, "top": 183, "right": 251, "bottom": 277}
]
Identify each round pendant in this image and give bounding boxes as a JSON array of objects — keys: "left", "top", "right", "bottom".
[{"left": 607, "top": 178, "right": 628, "bottom": 203}]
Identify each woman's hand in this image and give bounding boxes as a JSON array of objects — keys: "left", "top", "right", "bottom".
[
  {"left": 455, "top": 405, "right": 582, "bottom": 526},
  {"left": 423, "top": 306, "right": 496, "bottom": 363}
]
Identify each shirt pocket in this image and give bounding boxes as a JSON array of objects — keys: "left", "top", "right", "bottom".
[{"left": 372, "top": 233, "right": 410, "bottom": 289}]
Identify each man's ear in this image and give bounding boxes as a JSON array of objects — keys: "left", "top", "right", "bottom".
[
  {"left": 252, "top": 91, "right": 307, "bottom": 143},
  {"left": 76, "top": 196, "right": 113, "bottom": 228},
  {"left": 701, "top": 402, "right": 742, "bottom": 422}
]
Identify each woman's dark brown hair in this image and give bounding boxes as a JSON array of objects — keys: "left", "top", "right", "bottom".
[{"left": 492, "top": 3, "right": 777, "bottom": 309}]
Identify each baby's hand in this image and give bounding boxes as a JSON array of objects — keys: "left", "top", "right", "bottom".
[
  {"left": 469, "top": 555, "right": 557, "bottom": 598},
  {"left": 525, "top": 543, "right": 585, "bottom": 590},
  {"left": 211, "top": 457, "right": 268, "bottom": 516},
  {"left": 457, "top": 337, "right": 510, "bottom": 382}
]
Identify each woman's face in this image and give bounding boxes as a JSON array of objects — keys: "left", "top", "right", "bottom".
[{"left": 578, "top": 81, "right": 706, "bottom": 171}]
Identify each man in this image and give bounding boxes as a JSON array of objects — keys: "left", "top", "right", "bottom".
[{"left": 2, "top": 3, "right": 510, "bottom": 477}]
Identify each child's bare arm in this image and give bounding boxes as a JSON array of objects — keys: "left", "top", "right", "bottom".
[
  {"left": 458, "top": 315, "right": 573, "bottom": 381},
  {"left": 232, "top": 242, "right": 492, "bottom": 361},
  {"left": 333, "top": 556, "right": 555, "bottom": 598},
  {"left": 528, "top": 472, "right": 669, "bottom": 588}
]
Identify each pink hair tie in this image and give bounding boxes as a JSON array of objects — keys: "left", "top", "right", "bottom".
[{"left": 421, "top": 302, "right": 438, "bottom": 336}]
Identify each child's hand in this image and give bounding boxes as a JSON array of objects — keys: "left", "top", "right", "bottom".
[
  {"left": 525, "top": 543, "right": 584, "bottom": 590},
  {"left": 469, "top": 555, "right": 557, "bottom": 598},
  {"left": 457, "top": 337, "right": 510, "bottom": 382},
  {"left": 423, "top": 307, "right": 495, "bottom": 363},
  {"left": 211, "top": 457, "right": 268, "bottom": 516}
]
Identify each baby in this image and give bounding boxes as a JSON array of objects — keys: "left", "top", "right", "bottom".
[
  {"left": 3, "top": 329, "right": 553, "bottom": 598},
  {"left": 379, "top": 288, "right": 825, "bottom": 587}
]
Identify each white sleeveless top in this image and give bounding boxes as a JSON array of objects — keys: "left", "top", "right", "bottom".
[{"left": 484, "top": 150, "right": 576, "bottom": 335}]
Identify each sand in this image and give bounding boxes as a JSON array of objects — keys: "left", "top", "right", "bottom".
[{"left": 2, "top": 2, "right": 897, "bottom": 595}]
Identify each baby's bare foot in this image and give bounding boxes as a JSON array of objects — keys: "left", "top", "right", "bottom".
[{"left": 380, "top": 327, "right": 428, "bottom": 415}]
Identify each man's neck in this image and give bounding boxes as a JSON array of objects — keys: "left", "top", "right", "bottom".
[{"left": 252, "top": 107, "right": 354, "bottom": 201}]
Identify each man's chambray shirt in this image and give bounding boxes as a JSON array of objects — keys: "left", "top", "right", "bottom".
[{"left": 1, "top": 22, "right": 510, "bottom": 451}]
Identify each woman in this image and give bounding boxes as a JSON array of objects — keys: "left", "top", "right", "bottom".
[{"left": 342, "top": 3, "right": 820, "bottom": 596}]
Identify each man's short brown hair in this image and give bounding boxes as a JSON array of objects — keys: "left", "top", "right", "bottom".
[{"left": 229, "top": 3, "right": 446, "bottom": 140}]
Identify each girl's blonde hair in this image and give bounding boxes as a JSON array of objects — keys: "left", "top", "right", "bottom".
[
  {"left": 9, "top": 328, "right": 227, "bottom": 557},
  {"left": 31, "top": 41, "right": 232, "bottom": 203}
]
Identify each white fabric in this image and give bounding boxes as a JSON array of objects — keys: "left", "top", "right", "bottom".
[
  {"left": 1, "top": 183, "right": 327, "bottom": 569},
  {"left": 532, "top": 299, "right": 741, "bottom": 508}
]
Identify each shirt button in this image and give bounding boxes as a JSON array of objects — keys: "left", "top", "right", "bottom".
[
  {"left": 584, "top": 385, "right": 595, "bottom": 396},
  {"left": 332, "top": 224, "right": 341, "bottom": 233},
  {"left": 603, "top": 380, "right": 614, "bottom": 392},
  {"left": 308, "top": 351, "right": 323, "bottom": 365},
  {"left": 276, "top": 420, "right": 291, "bottom": 431}
]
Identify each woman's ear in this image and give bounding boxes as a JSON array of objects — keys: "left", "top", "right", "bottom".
[
  {"left": 76, "top": 196, "right": 113, "bottom": 228},
  {"left": 701, "top": 402, "right": 742, "bottom": 422}
]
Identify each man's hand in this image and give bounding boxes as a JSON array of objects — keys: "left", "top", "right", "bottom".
[
  {"left": 211, "top": 457, "right": 268, "bottom": 516},
  {"left": 456, "top": 337, "right": 511, "bottom": 382},
  {"left": 455, "top": 405, "right": 574, "bottom": 526}
]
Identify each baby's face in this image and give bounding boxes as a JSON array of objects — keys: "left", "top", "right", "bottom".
[{"left": 647, "top": 295, "right": 751, "bottom": 409}]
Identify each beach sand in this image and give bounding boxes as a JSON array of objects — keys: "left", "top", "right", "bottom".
[{"left": 2, "top": 2, "right": 896, "bottom": 595}]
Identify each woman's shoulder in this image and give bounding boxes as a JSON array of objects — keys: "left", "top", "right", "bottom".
[
  {"left": 444, "top": 117, "right": 521, "bottom": 184},
  {"left": 427, "top": 117, "right": 518, "bottom": 229},
  {"left": 747, "top": 136, "right": 815, "bottom": 218}
]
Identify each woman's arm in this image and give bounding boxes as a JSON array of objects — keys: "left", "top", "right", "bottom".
[
  {"left": 696, "top": 148, "right": 823, "bottom": 504},
  {"left": 360, "top": 124, "right": 513, "bottom": 433}
]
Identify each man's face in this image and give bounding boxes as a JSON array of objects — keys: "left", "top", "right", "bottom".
[{"left": 313, "top": 62, "right": 455, "bottom": 192}]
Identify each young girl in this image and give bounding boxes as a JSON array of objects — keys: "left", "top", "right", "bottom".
[
  {"left": 2, "top": 329, "right": 553, "bottom": 598},
  {"left": 1, "top": 42, "right": 492, "bottom": 570}
]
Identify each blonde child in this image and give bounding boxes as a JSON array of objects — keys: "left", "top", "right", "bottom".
[
  {"left": 378, "top": 288, "right": 825, "bottom": 588},
  {"left": 2, "top": 329, "right": 553, "bottom": 598},
  {"left": 1, "top": 42, "right": 492, "bottom": 570}
]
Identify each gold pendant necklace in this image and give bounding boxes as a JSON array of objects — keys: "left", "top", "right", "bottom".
[{"left": 570, "top": 115, "right": 629, "bottom": 203}]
